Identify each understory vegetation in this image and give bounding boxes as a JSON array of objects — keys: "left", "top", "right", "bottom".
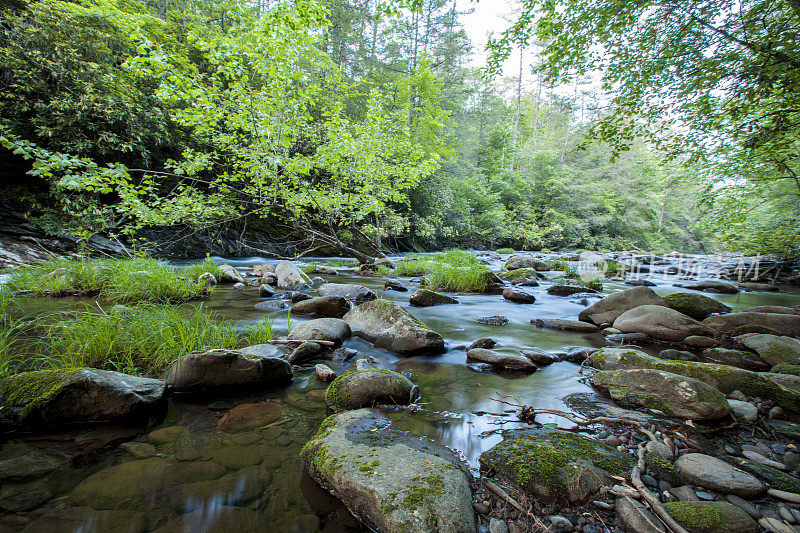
[{"left": 393, "top": 250, "right": 491, "bottom": 292}]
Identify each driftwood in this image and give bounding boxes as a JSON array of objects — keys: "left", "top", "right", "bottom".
[{"left": 631, "top": 443, "right": 690, "bottom": 533}]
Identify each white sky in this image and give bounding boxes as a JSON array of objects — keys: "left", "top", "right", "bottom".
[{"left": 458, "top": 0, "right": 522, "bottom": 77}]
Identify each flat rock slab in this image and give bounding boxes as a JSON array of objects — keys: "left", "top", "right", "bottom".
[
  {"left": 163, "top": 350, "right": 292, "bottom": 392},
  {"left": 533, "top": 318, "right": 599, "bottom": 333},
  {"left": 591, "top": 369, "right": 730, "bottom": 420},
  {"left": 466, "top": 349, "right": 537, "bottom": 372},
  {"left": 343, "top": 299, "right": 444, "bottom": 356},
  {"left": 578, "top": 286, "right": 667, "bottom": 326},
  {"left": 301, "top": 409, "right": 475, "bottom": 533},
  {"left": 325, "top": 369, "right": 419, "bottom": 411},
  {"left": 675, "top": 453, "right": 765, "bottom": 498},
  {"left": 613, "top": 305, "right": 715, "bottom": 342},
  {"left": 479, "top": 428, "right": 634, "bottom": 504},
  {"left": 0, "top": 368, "right": 165, "bottom": 428}
]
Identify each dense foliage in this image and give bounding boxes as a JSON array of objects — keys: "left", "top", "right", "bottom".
[{"left": 2, "top": 0, "right": 793, "bottom": 256}]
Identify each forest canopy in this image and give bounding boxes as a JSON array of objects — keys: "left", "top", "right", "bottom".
[{"left": 0, "top": 0, "right": 796, "bottom": 258}]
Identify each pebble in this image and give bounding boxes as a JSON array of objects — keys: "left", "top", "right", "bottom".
[
  {"left": 769, "top": 488, "right": 800, "bottom": 503},
  {"left": 778, "top": 504, "right": 796, "bottom": 524},
  {"left": 612, "top": 484, "right": 640, "bottom": 499},
  {"left": 645, "top": 440, "right": 674, "bottom": 461},
  {"left": 548, "top": 515, "right": 573, "bottom": 532},
  {"left": 725, "top": 494, "right": 760, "bottom": 518},
  {"left": 473, "top": 501, "right": 490, "bottom": 515},
  {"left": 642, "top": 475, "right": 658, "bottom": 489},
  {"left": 758, "top": 517, "right": 795, "bottom": 533},
  {"left": 592, "top": 500, "right": 613, "bottom": 510},
  {"left": 742, "top": 450, "right": 787, "bottom": 470},
  {"left": 669, "top": 486, "right": 700, "bottom": 501},
  {"left": 770, "top": 406, "right": 785, "bottom": 420},
  {"left": 695, "top": 491, "right": 715, "bottom": 500},
  {"left": 489, "top": 518, "right": 509, "bottom": 533}
]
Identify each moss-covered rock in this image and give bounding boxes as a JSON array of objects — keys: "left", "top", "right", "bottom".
[
  {"left": 325, "top": 369, "right": 419, "bottom": 412},
  {"left": 645, "top": 453, "right": 682, "bottom": 486},
  {"left": 664, "top": 501, "right": 757, "bottom": 533},
  {"left": 591, "top": 369, "right": 730, "bottom": 420},
  {"left": 732, "top": 324, "right": 781, "bottom": 336},
  {"left": 300, "top": 409, "right": 475, "bottom": 533},
  {"left": 727, "top": 457, "right": 800, "bottom": 493},
  {"left": 589, "top": 348, "right": 800, "bottom": 414},
  {"left": 703, "top": 312, "right": 800, "bottom": 337},
  {"left": 736, "top": 334, "right": 800, "bottom": 366},
  {"left": 479, "top": 429, "right": 634, "bottom": 504},
  {"left": 343, "top": 299, "right": 444, "bottom": 356},
  {"left": 163, "top": 349, "right": 292, "bottom": 392},
  {"left": 505, "top": 254, "right": 547, "bottom": 271},
  {"left": 499, "top": 267, "right": 537, "bottom": 280},
  {"left": 663, "top": 292, "right": 731, "bottom": 320},
  {"left": 771, "top": 363, "right": 800, "bottom": 376},
  {"left": 0, "top": 368, "right": 166, "bottom": 428},
  {"left": 701, "top": 348, "right": 768, "bottom": 371}
]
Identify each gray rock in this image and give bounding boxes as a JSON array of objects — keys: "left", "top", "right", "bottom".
[
  {"left": 315, "top": 364, "right": 336, "bottom": 382},
  {"left": 616, "top": 496, "right": 666, "bottom": 533},
  {"left": 466, "top": 348, "right": 537, "bottom": 372},
  {"left": 343, "top": 299, "right": 445, "bottom": 356},
  {"left": 502, "top": 287, "right": 536, "bottom": 303},
  {"left": 547, "top": 284, "right": 595, "bottom": 296},
  {"left": 533, "top": 318, "right": 599, "bottom": 333},
  {"left": 659, "top": 349, "right": 700, "bottom": 361},
  {"left": 0, "top": 480, "right": 53, "bottom": 512},
  {"left": 736, "top": 334, "right": 800, "bottom": 365},
  {"left": 744, "top": 306, "right": 800, "bottom": 315},
  {"left": 301, "top": 409, "right": 475, "bottom": 533},
  {"left": 489, "top": 518, "right": 509, "bottom": 533},
  {"left": 669, "top": 486, "right": 700, "bottom": 501},
  {"left": 217, "top": 264, "right": 245, "bottom": 284},
  {"left": 0, "top": 450, "right": 61, "bottom": 481},
  {"left": 238, "top": 343, "right": 283, "bottom": 358},
  {"left": 291, "top": 296, "right": 350, "bottom": 318},
  {"left": 613, "top": 305, "right": 716, "bottom": 342},
  {"left": 727, "top": 399, "right": 758, "bottom": 422},
  {"left": 198, "top": 272, "right": 217, "bottom": 285},
  {"left": 606, "top": 332, "right": 653, "bottom": 344},
  {"left": 288, "top": 342, "right": 323, "bottom": 364},
  {"left": 591, "top": 369, "right": 730, "bottom": 420},
  {"left": 578, "top": 286, "right": 668, "bottom": 326},
  {"left": 275, "top": 260, "right": 311, "bottom": 289},
  {"left": 468, "top": 338, "right": 496, "bottom": 350},
  {"left": 318, "top": 283, "right": 376, "bottom": 303},
  {"left": 287, "top": 318, "right": 351, "bottom": 347},
  {"left": 645, "top": 441, "right": 674, "bottom": 461},
  {"left": 681, "top": 280, "right": 740, "bottom": 294},
  {"left": 258, "top": 284, "right": 274, "bottom": 297},
  {"left": 325, "top": 369, "right": 419, "bottom": 411},
  {"left": 725, "top": 494, "right": 761, "bottom": 518},
  {"left": 675, "top": 453, "right": 765, "bottom": 497},
  {"left": 251, "top": 264, "right": 274, "bottom": 277},
  {"left": 758, "top": 518, "right": 795, "bottom": 533},
  {"left": 254, "top": 299, "right": 286, "bottom": 311},
  {"left": 409, "top": 289, "right": 458, "bottom": 307},
  {"left": 703, "top": 312, "right": 800, "bottom": 337},
  {"left": 0, "top": 369, "right": 166, "bottom": 428},
  {"left": 739, "top": 282, "right": 779, "bottom": 292},
  {"left": 163, "top": 349, "right": 292, "bottom": 392},
  {"left": 384, "top": 279, "right": 408, "bottom": 292},
  {"left": 685, "top": 335, "right": 719, "bottom": 348},
  {"left": 702, "top": 348, "right": 768, "bottom": 371},
  {"left": 505, "top": 254, "right": 547, "bottom": 271}
]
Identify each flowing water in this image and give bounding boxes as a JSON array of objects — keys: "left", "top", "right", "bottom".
[{"left": 2, "top": 252, "right": 800, "bottom": 532}]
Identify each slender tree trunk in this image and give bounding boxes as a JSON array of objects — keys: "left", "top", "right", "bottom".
[{"left": 511, "top": 48, "right": 524, "bottom": 171}]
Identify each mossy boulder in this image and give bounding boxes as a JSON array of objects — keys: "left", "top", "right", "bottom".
[
  {"left": 163, "top": 349, "right": 292, "bottom": 393},
  {"left": 736, "top": 334, "right": 800, "bottom": 366},
  {"left": 325, "top": 369, "right": 419, "bottom": 411},
  {"left": 664, "top": 501, "right": 758, "bottom": 533},
  {"left": 701, "top": 348, "right": 768, "bottom": 371},
  {"left": 499, "top": 267, "right": 537, "bottom": 280},
  {"left": 703, "top": 312, "right": 800, "bottom": 337},
  {"left": 479, "top": 429, "right": 634, "bottom": 504},
  {"left": 613, "top": 305, "right": 716, "bottom": 342},
  {"left": 0, "top": 368, "right": 166, "bottom": 429},
  {"left": 591, "top": 369, "right": 730, "bottom": 420},
  {"left": 578, "top": 286, "right": 667, "bottom": 326},
  {"left": 663, "top": 292, "right": 731, "bottom": 320},
  {"left": 589, "top": 348, "right": 800, "bottom": 414},
  {"left": 728, "top": 457, "right": 800, "bottom": 493},
  {"left": 343, "top": 299, "right": 445, "bottom": 356},
  {"left": 771, "top": 363, "right": 800, "bottom": 376},
  {"left": 300, "top": 409, "right": 475, "bottom": 533}
]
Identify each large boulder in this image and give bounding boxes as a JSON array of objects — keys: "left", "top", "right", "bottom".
[
  {"left": 318, "top": 283, "right": 376, "bottom": 304},
  {"left": 479, "top": 429, "right": 634, "bottom": 504},
  {"left": 578, "top": 287, "right": 667, "bottom": 326},
  {"left": 163, "top": 350, "right": 292, "bottom": 392},
  {"left": 409, "top": 289, "right": 458, "bottom": 307},
  {"left": 466, "top": 349, "right": 537, "bottom": 372},
  {"left": 663, "top": 292, "right": 731, "bottom": 320},
  {"left": 216, "top": 264, "right": 244, "bottom": 284},
  {"left": 325, "top": 369, "right": 419, "bottom": 411},
  {"left": 505, "top": 254, "right": 548, "bottom": 271},
  {"left": 343, "top": 299, "right": 444, "bottom": 356},
  {"left": 674, "top": 454, "right": 765, "bottom": 497},
  {"left": 0, "top": 369, "right": 165, "bottom": 428},
  {"left": 291, "top": 296, "right": 350, "bottom": 318},
  {"left": 589, "top": 348, "right": 800, "bottom": 414},
  {"left": 591, "top": 369, "right": 730, "bottom": 420},
  {"left": 736, "top": 334, "right": 800, "bottom": 366},
  {"left": 681, "top": 280, "right": 739, "bottom": 294},
  {"left": 664, "top": 501, "right": 758, "bottom": 533},
  {"left": 301, "top": 409, "right": 475, "bottom": 533},
  {"left": 613, "top": 305, "right": 716, "bottom": 342},
  {"left": 275, "top": 261, "right": 311, "bottom": 289},
  {"left": 286, "top": 318, "right": 351, "bottom": 347},
  {"left": 703, "top": 312, "right": 800, "bottom": 337}
]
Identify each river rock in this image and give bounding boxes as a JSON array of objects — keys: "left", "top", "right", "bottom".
[
  {"left": 258, "top": 284, "right": 274, "bottom": 297},
  {"left": 163, "top": 349, "right": 292, "bottom": 392},
  {"left": 384, "top": 279, "right": 408, "bottom": 292},
  {"left": 606, "top": 332, "right": 653, "bottom": 344},
  {"left": 343, "top": 299, "right": 445, "bottom": 355},
  {"left": 288, "top": 342, "right": 323, "bottom": 364},
  {"left": 238, "top": 343, "right": 283, "bottom": 358},
  {"left": 0, "top": 369, "right": 166, "bottom": 428},
  {"left": 681, "top": 280, "right": 740, "bottom": 294},
  {"left": 613, "top": 305, "right": 716, "bottom": 342},
  {"left": 532, "top": 318, "right": 599, "bottom": 333},
  {"left": 702, "top": 348, "right": 768, "bottom": 371},
  {"left": 217, "top": 264, "right": 245, "bottom": 284},
  {"left": 578, "top": 286, "right": 668, "bottom": 325},
  {"left": 254, "top": 299, "right": 286, "bottom": 311},
  {"left": 685, "top": 335, "right": 718, "bottom": 349},
  {"left": 736, "top": 334, "right": 800, "bottom": 365},
  {"left": 663, "top": 292, "right": 731, "bottom": 320},
  {"left": 479, "top": 428, "right": 634, "bottom": 504},
  {"left": 275, "top": 260, "right": 311, "bottom": 289},
  {"left": 325, "top": 369, "right": 418, "bottom": 411},
  {"left": 291, "top": 296, "right": 350, "bottom": 318},
  {"left": 0, "top": 449, "right": 61, "bottom": 481},
  {"left": 664, "top": 501, "right": 758, "bottom": 533},
  {"left": 466, "top": 349, "right": 537, "bottom": 372},
  {"left": 744, "top": 306, "right": 800, "bottom": 315},
  {"left": 739, "top": 282, "right": 779, "bottom": 292},
  {"left": 703, "top": 312, "right": 800, "bottom": 337},
  {"left": 675, "top": 454, "right": 765, "bottom": 497},
  {"left": 592, "top": 369, "right": 730, "bottom": 420},
  {"left": 217, "top": 401, "right": 282, "bottom": 432},
  {"left": 409, "top": 289, "right": 458, "bottom": 307},
  {"left": 198, "top": 272, "right": 217, "bottom": 285},
  {"left": 315, "top": 364, "right": 336, "bottom": 382},
  {"left": 616, "top": 496, "right": 666, "bottom": 533},
  {"left": 251, "top": 264, "right": 274, "bottom": 277},
  {"left": 301, "top": 409, "right": 475, "bottom": 533},
  {"left": 547, "top": 284, "right": 595, "bottom": 296},
  {"left": 318, "top": 283, "right": 376, "bottom": 303},
  {"left": 727, "top": 400, "right": 758, "bottom": 422},
  {"left": 659, "top": 349, "right": 700, "bottom": 361},
  {"left": 286, "top": 318, "right": 351, "bottom": 347},
  {"left": 588, "top": 347, "right": 800, "bottom": 413},
  {"left": 468, "top": 338, "right": 496, "bottom": 350},
  {"left": 505, "top": 254, "right": 547, "bottom": 271},
  {"left": 502, "top": 287, "right": 536, "bottom": 303}
]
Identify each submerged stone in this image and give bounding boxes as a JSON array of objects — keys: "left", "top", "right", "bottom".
[{"left": 300, "top": 409, "right": 475, "bottom": 533}]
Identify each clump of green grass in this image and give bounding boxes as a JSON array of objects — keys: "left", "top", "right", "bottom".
[
  {"left": 545, "top": 259, "right": 570, "bottom": 271},
  {"left": 182, "top": 256, "right": 223, "bottom": 281},
  {"left": 425, "top": 263, "right": 490, "bottom": 292},
  {"left": 7, "top": 257, "right": 212, "bottom": 303},
  {"left": 301, "top": 261, "right": 319, "bottom": 274},
  {"left": 496, "top": 248, "right": 514, "bottom": 254},
  {"left": 247, "top": 318, "right": 275, "bottom": 344},
  {"left": 326, "top": 259, "right": 358, "bottom": 268},
  {"left": 44, "top": 304, "right": 238, "bottom": 374}
]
